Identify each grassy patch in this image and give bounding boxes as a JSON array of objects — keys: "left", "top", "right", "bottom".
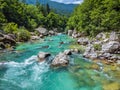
[
  {"left": 69, "top": 43, "right": 86, "bottom": 53},
  {"left": 93, "top": 44, "right": 102, "bottom": 51}
]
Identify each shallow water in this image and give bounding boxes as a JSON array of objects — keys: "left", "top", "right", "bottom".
[{"left": 0, "top": 34, "right": 120, "bottom": 90}]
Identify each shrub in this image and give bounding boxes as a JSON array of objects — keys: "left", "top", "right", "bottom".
[
  {"left": 17, "top": 27, "right": 31, "bottom": 42},
  {"left": 4, "top": 22, "right": 18, "bottom": 34},
  {"left": 93, "top": 44, "right": 102, "bottom": 51}
]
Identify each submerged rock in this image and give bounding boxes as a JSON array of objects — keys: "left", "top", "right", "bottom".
[
  {"left": 37, "top": 52, "right": 51, "bottom": 62},
  {"left": 42, "top": 45, "right": 49, "bottom": 49}
]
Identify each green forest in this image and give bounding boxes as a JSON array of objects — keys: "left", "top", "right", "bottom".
[
  {"left": 67, "top": 0, "right": 120, "bottom": 36},
  {"left": 0, "top": 0, "right": 120, "bottom": 41},
  {"left": 0, "top": 0, "right": 67, "bottom": 41}
]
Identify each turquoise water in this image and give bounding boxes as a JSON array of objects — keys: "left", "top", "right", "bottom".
[{"left": 0, "top": 34, "right": 120, "bottom": 90}]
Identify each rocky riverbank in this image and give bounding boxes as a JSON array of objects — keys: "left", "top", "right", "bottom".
[
  {"left": 68, "top": 30, "right": 120, "bottom": 64},
  {"left": 0, "top": 27, "right": 58, "bottom": 50},
  {"left": 1, "top": 28, "right": 120, "bottom": 65},
  {"left": 0, "top": 33, "right": 16, "bottom": 50}
]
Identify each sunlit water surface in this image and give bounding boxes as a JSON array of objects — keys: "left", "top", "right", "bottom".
[{"left": 0, "top": 34, "right": 120, "bottom": 90}]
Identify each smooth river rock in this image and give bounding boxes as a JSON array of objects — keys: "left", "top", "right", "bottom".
[{"left": 37, "top": 52, "right": 51, "bottom": 62}]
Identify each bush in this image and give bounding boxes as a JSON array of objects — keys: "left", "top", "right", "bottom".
[
  {"left": 4, "top": 22, "right": 18, "bottom": 34},
  {"left": 17, "top": 27, "right": 31, "bottom": 42},
  {"left": 93, "top": 44, "right": 102, "bottom": 51}
]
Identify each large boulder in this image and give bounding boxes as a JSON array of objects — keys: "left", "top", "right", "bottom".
[
  {"left": 109, "top": 32, "right": 119, "bottom": 42},
  {"left": 2, "top": 35, "right": 16, "bottom": 46},
  {"left": 31, "top": 36, "right": 40, "bottom": 40},
  {"left": 51, "top": 50, "right": 72, "bottom": 67},
  {"left": 102, "top": 41, "right": 120, "bottom": 53},
  {"left": 51, "top": 53, "right": 69, "bottom": 67},
  {"left": 37, "top": 52, "right": 51, "bottom": 62},
  {"left": 96, "top": 32, "right": 106, "bottom": 40},
  {"left": 64, "top": 50, "right": 72, "bottom": 55},
  {"left": 49, "top": 30, "right": 55, "bottom": 36},
  {"left": 0, "top": 33, "right": 16, "bottom": 49},
  {"left": 35, "top": 27, "right": 48, "bottom": 36},
  {"left": 83, "top": 45, "right": 98, "bottom": 59},
  {"left": 98, "top": 52, "right": 120, "bottom": 61},
  {"left": 98, "top": 53, "right": 112, "bottom": 60},
  {"left": 7, "top": 34, "right": 16, "bottom": 40},
  {"left": 77, "top": 37, "right": 89, "bottom": 45}
]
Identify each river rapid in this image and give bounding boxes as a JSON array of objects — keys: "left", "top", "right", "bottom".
[{"left": 0, "top": 34, "right": 120, "bottom": 90}]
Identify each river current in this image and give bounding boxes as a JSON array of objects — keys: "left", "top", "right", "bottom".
[{"left": 0, "top": 34, "right": 120, "bottom": 90}]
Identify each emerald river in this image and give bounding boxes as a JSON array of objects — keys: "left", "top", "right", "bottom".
[{"left": 0, "top": 34, "right": 120, "bottom": 90}]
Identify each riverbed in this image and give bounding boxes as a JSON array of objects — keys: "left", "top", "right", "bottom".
[{"left": 0, "top": 34, "right": 120, "bottom": 90}]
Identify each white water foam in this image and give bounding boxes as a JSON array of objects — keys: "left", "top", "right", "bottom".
[{"left": 1, "top": 55, "right": 50, "bottom": 89}]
